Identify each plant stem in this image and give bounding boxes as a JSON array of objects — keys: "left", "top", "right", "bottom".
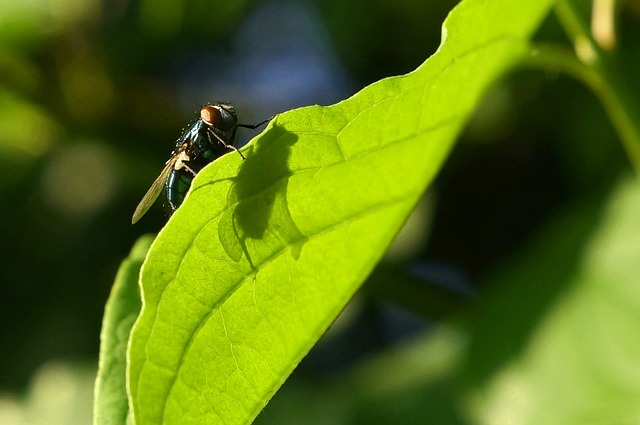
[
  {"left": 591, "top": 0, "right": 617, "bottom": 50},
  {"left": 529, "top": 0, "right": 640, "bottom": 172},
  {"left": 524, "top": 44, "right": 598, "bottom": 87}
]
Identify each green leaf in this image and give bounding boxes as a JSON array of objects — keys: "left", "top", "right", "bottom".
[
  {"left": 94, "top": 235, "right": 154, "bottom": 425},
  {"left": 127, "top": 0, "right": 556, "bottom": 424},
  {"left": 257, "top": 177, "right": 640, "bottom": 424},
  {"left": 466, "top": 176, "right": 640, "bottom": 424}
]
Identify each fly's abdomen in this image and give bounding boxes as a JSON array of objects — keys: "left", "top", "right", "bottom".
[{"left": 165, "top": 168, "right": 193, "bottom": 213}]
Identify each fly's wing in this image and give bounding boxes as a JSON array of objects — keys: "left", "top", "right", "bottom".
[{"left": 131, "top": 156, "right": 177, "bottom": 224}]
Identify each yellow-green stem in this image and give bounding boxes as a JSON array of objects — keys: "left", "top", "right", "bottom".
[{"left": 541, "top": 0, "right": 640, "bottom": 172}]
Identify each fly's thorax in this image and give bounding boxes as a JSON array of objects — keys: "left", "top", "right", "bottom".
[
  {"left": 175, "top": 119, "right": 201, "bottom": 150},
  {"left": 194, "top": 128, "right": 236, "bottom": 165}
]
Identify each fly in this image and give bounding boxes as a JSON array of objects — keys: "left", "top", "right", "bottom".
[{"left": 132, "top": 102, "right": 269, "bottom": 224}]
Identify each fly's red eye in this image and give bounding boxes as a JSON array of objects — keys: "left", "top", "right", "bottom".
[{"left": 200, "top": 105, "right": 222, "bottom": 126}]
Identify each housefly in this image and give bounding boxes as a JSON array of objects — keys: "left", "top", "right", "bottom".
[{"left": 132, "top": 102, "right": 268, "bottom": 224}]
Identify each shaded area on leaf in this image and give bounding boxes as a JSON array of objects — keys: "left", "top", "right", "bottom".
[
  {"left": 218, "top": 123, "right": 304, "bottom": 266},
  {"left": 94, "top": 234, "right": 153, "bottom": 425}
]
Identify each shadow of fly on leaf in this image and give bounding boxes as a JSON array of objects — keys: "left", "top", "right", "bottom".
[{"left": 215, "top": 124, "right": 304, "bottom": 267}]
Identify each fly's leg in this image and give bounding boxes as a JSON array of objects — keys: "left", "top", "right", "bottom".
[
  {"left": 225, "top": 143, "right": 245, "bottom": 160},
  {"left": 174, "top": 150, "right": 198, "bottom": 176},
  {"left": 228, "top": 115, "right": 273, "bottom": 159},
  {"left": 236, "top": 116, "right": 273, "bottom": 130}
]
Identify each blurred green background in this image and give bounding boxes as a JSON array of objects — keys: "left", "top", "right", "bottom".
[{"left": 1, "top": 0, "right": 640, "bottom": 424}]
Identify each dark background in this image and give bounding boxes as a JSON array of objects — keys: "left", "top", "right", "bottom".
[{"left": 1, "top": 0, "right": 639, "bottom": 422}]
